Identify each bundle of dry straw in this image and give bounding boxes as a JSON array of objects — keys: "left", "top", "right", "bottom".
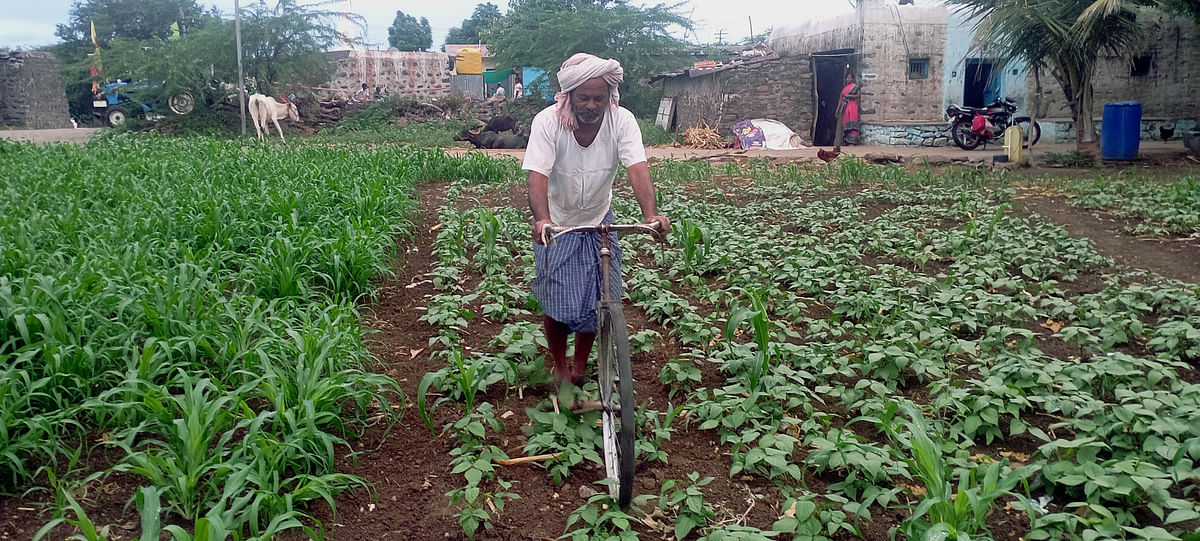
[{"left": 681, "top": 123, "right": 726, "bottom": 149}]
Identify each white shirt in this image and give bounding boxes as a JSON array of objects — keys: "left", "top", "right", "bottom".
[
  {"left": 513, "top": 83, "right": 523, "bottom": 98},
  {"left": 523, "top": 105, "right": 647, "bottom": 226},
  {"left": 494, "top": 86, "right": 506, "bottom": 98}
]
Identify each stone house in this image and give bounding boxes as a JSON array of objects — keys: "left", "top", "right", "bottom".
[
  {"left": 651, "top": 51, "right": 815, "bottom": 143},
  {"left": 761, "top": 0, "right": 1200, "bottom": 146},
  {"left": 771, "top": 0, "right": 949, "bottom": 145},
  {"left": 1027, "top": 14, "right": 1200, "bottom": 142}
]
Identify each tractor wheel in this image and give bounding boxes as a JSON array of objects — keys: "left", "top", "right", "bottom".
[
  {"left": 106, "top": 108, "right": 128, "bottom": 127},
  {"left": 168, "top": 92, "right": 195, "bottom": 115}
]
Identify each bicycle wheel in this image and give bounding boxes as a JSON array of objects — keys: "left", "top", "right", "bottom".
[{"left": 597, "top": 302, "right": 635, "bottom": 507}]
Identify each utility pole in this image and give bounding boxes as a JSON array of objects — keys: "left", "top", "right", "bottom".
[
  {"left": 715, "top": 28, "right": 726, "bottom": 45},
  {"left": 235, "top": 0, "right": 246, "bottom": 136}
]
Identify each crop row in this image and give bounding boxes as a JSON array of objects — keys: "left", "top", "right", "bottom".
[
  {"left": 0, "top": 136, "right": 517, "bottom": 538},
  {"left": 417, "top": 160, "right": 1200, "bottom": 540}
]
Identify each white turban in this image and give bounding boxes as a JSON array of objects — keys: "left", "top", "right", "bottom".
[{"left": 554, "top": 53, "right": 623, "bottom": 131}]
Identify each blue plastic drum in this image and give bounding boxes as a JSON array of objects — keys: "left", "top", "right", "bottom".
[{"left": 1101, "top": 101, "right": 1142, "bottom": 160}]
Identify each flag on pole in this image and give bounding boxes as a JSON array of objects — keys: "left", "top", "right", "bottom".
[{"left": 90, "top": 20, "right": 102, "bottom": 87}]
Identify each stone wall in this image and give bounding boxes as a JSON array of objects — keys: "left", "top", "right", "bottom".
[
  {"left": 324, "top": 50, "right": 453, "bottom": 100},
  {"left": 772, "top": 1, "right": 949, "bottom": 127},
  {"left": 861, "top": 122, "right": 952, "bottom": 146},
  {"left": 662, "top": 53, "right": 814, "bottom": 142},
  {"left": 0, "top": 50, "right": 72, "bottom": 129},
  {"left": 1029, "top": 18, "right": 1200, "bottom": 127}
]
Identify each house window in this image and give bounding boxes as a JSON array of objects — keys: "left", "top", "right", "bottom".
[
  {"left": 908, "top": 58, "right": 930, "bottom": 79},
  {"left": 1130, "top": 55, "right": 1152, "bottom": 76}
]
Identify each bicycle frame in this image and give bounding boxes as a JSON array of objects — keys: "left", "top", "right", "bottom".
[{"left": 543, "top": 221, "right": 660, "bottom": 507}]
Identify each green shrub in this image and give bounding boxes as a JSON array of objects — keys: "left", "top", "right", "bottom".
[{"left": 639, "top": 118, "right": 677, "bottom": 146}]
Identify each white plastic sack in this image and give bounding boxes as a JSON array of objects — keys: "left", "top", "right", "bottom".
[{"left": 750, "top": 118, "right": 808, "bottom": 150}]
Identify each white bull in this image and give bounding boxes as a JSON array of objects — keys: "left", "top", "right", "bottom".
[{"left": 248, "top": 93, "right": 299, "bottom": 141}]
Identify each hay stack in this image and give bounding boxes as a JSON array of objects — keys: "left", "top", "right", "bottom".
[{"left": 681, "top": 123, "right": 726, "bottom": 149}]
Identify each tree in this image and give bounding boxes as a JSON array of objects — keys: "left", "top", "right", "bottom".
[
  {"left": 51, "top": 0, "right": 348, "bottom": 120},
  {"left": 56, "top": 0, "right": 213, "bottom": 45},
  {"left": 950, "top": 0, "right": 1159, "bottom": 148},
  {"left": 445, "top": 3, "right": 503, "bottom": 46},
  {"left": 483, "top": 0, "right": 693, "bottom": 117},
  {"left": 1164, "top": 0, "right": 1200, "bottom": 23},
  {"left": 741, "top": 27, "right": 773, "bottom": 46},
  {"left": 388, "top": 11, "right": 432, "bottom": 51}
]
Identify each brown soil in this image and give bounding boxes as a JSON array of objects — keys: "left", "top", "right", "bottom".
[
  {"left": 2, "top": 168, "right": 1198, "bottom": 541},
  {"left": 299, "top": 174, "right": 1200, "bottom": 540},
  {"left": 1013, "top": 189, "right": 1200, "bottom": 284}
]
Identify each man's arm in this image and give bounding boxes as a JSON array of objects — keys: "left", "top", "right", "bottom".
[
  {"left": 528, "top": 170, "right": 555, "bottom": 244},
  {"left": 627, "top": 161, "right": 670, "bottom": 232}
]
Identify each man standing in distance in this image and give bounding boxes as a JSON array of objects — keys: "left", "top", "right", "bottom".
[{"left": 524, "top": 53, "right": 670, "bottom": 392}]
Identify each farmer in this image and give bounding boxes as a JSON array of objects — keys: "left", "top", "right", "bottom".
[{"left": 525, "top": 52, "right": 670, "bottom": 392}]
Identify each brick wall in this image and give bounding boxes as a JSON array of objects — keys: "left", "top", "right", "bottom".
[
  {"left": 325, "top": 50, "right": 454, "bottom": 100},
  {"left": 0, "top": 50, "right": 72, "bottom": 129},
  {"left": 663, "top": 53, "right": 814, "bottom": 142}
]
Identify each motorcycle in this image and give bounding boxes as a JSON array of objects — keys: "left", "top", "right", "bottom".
[{"left": 945, "top": 97, "right": 1041, "bottom": 151}]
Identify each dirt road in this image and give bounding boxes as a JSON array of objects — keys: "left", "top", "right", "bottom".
[{"left": 0, "top": 128, "right": 103, "bottom": 144}]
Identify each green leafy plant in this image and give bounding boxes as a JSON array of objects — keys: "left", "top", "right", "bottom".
[
  {"left": 886, "top": 403, "right": 1032, "bottom": 540},
  {"left": 562, "top": 490, "right": 654, "bottom": 541},
  {"left": 522, "top": 408, "right": 602, "bottom": 485},
  {"left": 658, "top": 472, "right": 715, "bottom": 540},
  {"left": 724, "top": 288, "right": 774, "bottom": 391}
]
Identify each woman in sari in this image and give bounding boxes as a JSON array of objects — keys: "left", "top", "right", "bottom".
[{"left": 839, "top": 73, "right": 861, "bottom": 145}]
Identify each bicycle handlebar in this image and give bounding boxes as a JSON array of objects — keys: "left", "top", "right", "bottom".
[{"left": 542, "top": 222, "right": 662, "bottom": 247}]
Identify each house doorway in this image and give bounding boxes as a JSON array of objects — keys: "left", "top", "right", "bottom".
[
  {"left": 812, "top": 50, "right": 857, "bottom": 146},
  {"left": 964, "top": 59, "right": 1001, "bottom": 107}
]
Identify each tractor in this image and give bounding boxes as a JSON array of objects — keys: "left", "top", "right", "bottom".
[{"left": 92, "top": 80, "right": 195, "bottom": 127}]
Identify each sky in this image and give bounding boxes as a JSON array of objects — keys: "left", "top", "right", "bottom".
[{"left": 0, "top": 0, "right": 857, "bottom": 51}]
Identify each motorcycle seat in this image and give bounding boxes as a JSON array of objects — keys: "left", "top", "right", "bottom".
[{"left": 949, "top": 105, "right": 989, "bottom": 115}]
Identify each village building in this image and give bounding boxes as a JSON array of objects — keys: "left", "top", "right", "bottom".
[
  {"left": 657, "top": 0, "right": 1199, "bottom": 146},
  {"left": 650, "top": 47, "right": 815, "bottom": 144}
]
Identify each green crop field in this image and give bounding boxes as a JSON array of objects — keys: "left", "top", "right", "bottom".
[
  {"left": 417, "top": 160, "right": 1200, "bottom": 540},
  {"left": 3, "top": 135, "right": 1200, "bottom": 540},
  {"left": 0, "top": 136, "right": 515, "bottom": 538}
]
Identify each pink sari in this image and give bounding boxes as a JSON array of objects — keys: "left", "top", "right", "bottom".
[{"left": 841, "top": 83, "right": 860, "bottom": 144}]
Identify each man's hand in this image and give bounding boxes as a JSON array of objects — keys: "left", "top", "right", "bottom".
[
  {"left": 533, "top": 218, "right": 557, "bottom": 245},
  {"left": 646, "top": 215, "right": 671, "bottom": 236}
]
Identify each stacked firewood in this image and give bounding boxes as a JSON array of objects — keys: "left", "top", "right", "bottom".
[
  {"left": 681, "top": 123, "right": 726, "bottom": 149},
  {"left": 311, "top": 99, "right": 348, "bottom": 127}
]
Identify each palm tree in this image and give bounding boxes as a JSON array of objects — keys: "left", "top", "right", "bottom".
[{"left": 950, "top": 0, "right": 1159, "bottom": 149}]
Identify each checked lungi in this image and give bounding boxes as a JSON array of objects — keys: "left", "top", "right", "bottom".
[{"left": 532, "top": 210, "right": 622, "bottom": 334}]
